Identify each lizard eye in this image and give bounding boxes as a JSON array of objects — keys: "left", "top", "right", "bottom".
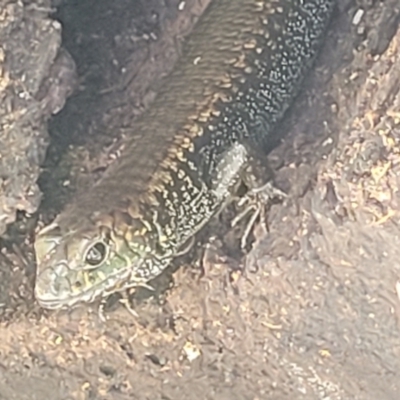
[{"left": 85, "top": 242, "right": 108, "bottom": 266}]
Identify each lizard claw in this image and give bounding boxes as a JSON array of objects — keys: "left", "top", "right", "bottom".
[{"left": 232, "top": 182, "right": 286, "bottom": 249}]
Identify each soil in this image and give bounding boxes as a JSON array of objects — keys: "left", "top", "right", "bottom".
[{"left": 0, "top": 0, "right": 400, "bottom": 399}]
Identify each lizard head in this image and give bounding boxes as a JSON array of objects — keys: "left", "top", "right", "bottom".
[{"left": 34, "top": 213, "right": 166, "bottom": 310}]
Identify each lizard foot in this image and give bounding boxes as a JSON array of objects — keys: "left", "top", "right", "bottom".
[{"left": 231, "top": 182, "right": 286, "bottom": 249}]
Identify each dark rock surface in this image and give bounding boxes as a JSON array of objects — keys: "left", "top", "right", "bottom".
[{"left": 0, "top": 0, "right": 76, "bottom": 236}]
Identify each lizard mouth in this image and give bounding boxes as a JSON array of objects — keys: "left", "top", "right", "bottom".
[{"left": 34, "top": 260, "right": 133, "bottom": 310}]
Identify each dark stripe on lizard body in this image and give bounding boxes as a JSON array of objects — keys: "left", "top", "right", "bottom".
[{"left": 34, "top": 0, "right": 335, "bottom": 309}]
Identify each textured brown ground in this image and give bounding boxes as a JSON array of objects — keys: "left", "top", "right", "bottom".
[{"left": 0, "top": 0, "right": 400, "bottom": 399}]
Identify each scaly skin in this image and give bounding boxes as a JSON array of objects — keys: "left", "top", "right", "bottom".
[{"left": 34, "top": 0, "right": 335, "bottom": 309}]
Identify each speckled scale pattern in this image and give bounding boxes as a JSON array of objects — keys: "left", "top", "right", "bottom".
[
  {"left": 56, "top": 0, "right": 335, "bottom": 231},
  {"left": 34, "top": 0, "right": 335, "bottom": 309},
  {"left": 141, "top": 0, "right": 336, "bottom": 248}
]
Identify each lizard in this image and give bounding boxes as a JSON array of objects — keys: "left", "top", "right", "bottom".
[{"left": 34, "top": 0, "right": 335, "bottom": 309}]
